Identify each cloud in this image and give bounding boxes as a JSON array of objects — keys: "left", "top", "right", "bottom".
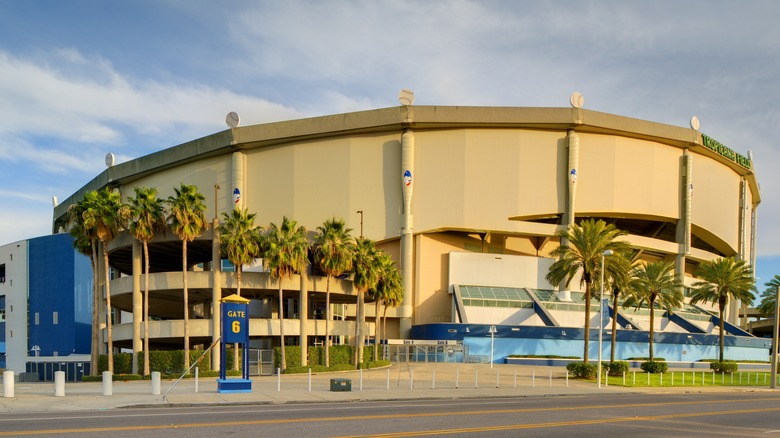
[{"left": 0, "top": 48, "right": 304, "bottom": 155}]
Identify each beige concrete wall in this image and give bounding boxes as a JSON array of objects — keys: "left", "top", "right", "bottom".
[
  {"left": 244, "top": 133, "right": 402, "bottom": 239},
  {"left": 690, "top": 153, "right": 740, "bottom": 253},
  {"left": 413, "top": 129, "right": 565, "bottom": 233},
  {"left": 119, "top": 155, "right": 231, "bottom": 218},
  {"left": 577, "top": 133, "right": 681, "bottom": 219}
]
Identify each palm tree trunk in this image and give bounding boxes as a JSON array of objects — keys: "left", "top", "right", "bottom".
[
  {"left": 374, "top": 299, "right": 381, "bottom": 362},
  {"left": 610, "top": 292, "right": 619, "bottom": 363},
  {"left": 104, "top": 244, "right": 114, "bottom": 373},
  {"left": 235, "top": 266, "right": 242, "bottom": 371},
  {"left": 183, "top": 240, "right": 190, "bottom": 372},
  {"left": 279, "top": 284, "right": 286, "bottom": 372},
  {"left": 382, "top": 304, "right": 389, "bottom": 360},
  {"left": 143, "top": 240, "right": 150, "bottom": 376},
  {"left": 90, "top": 241, "right": 99, "bottom": 376},
  {"left": 719, "top": 306, "right": 725, "bottom": 362},
  {"left": 583, "top": 281, "right": 591, "bottom": 363},
  {"left": 649, "top": 302, "right": 655, "bottom": 361},
  {"left": 325, "top": 276, "right": 331, "bottom": 368}
]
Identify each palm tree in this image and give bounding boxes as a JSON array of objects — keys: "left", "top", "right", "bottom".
[
  {"left": 690, "top": 257, "right": 756, "bottom": 362},
  {"left": 380, "top": 274, "right": 404, "bottom": 355},
  {"left": 80, "top": 188, "right": 128, "bottom": 373},
  {"left": 167, "top": 184, "right": 207, "bottom": 372},
  {"left": 625, "top": 261, "right": 683, "bottom": 362},
  {"left": 219, "top": 208, "right": 261, "bottom": 297},
  {"left": 546, "top": 218, "right": 632, "bottom": 363},
  {"left": 757, "top": 275, "right": 780, "bottom": 316},
  {"left": 312, "top": 218, "right": 354, "bottom": 367},
  {"left": 68, "top": 194, "right": 100, "bottom": 375},
  {"left": 220, "top": 208, "right": 261, "bottom": 370},
  {"left": 371, "top": 253, "right": 402, "bottom": 361},
  {"left": 596, "top": 252, "right": 636, "bottom": 364},
  {"left": 262, "top": 216, "right": 308, "bottom": 372},
  {"left": 352, "top": 237, "right": 380, "bottom": 367},
  {"left": 127, "top": 187, "right": 166, "bottom": 376}
]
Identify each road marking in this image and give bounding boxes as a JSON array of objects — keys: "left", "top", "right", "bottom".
[
  {"left": 338, "top": 406, "right": 780, "bottom": 437},
  {"left": 3, "top": 396, "right": 780, "bottom": 435}
]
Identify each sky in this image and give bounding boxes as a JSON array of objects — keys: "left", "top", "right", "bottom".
[{"left": 1, "top": 0, "right": 779, "bottom": 288}]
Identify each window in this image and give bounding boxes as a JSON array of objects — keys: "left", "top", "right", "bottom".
[
  {"left": 34, "top": 312, "right": 39, "bottom": 325},
  {"left": 0, "top": 263, "right": 5, "bottom": 283},
  {"left": 53, "top": 311, "right": 59, "bottom": 325}
]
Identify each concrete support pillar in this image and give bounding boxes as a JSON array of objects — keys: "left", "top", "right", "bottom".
[
  {"left": 675, "top": 151, "right": 692, "bottom": 284},
  {"left": 400, "top": 129, "right": 415, "bottom": 338},
  {"left": 231, "top": 152, "right": 245, "bottom": 210},
  {"left": 131, "top": 239, "right": 142, "bottom": 375},
  {"left": 563, "top": 129, "right": 579, "bottom": 229},
  {"left": 299, "top": 267, "right": 309, "bottom": 366},
  {"left": 211, "top": 217, "right": 222, "bottom": 371}
]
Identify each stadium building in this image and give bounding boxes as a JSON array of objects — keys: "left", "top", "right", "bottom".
[{"left": 43, "top": 99, "right": 767, "bottom": 372}]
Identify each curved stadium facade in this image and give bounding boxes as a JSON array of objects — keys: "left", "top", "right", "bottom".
[{"left": 49, "top": 104, "right": 767, "bottom": 369}]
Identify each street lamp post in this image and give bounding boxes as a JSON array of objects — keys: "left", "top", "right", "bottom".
[
  {"left": 489, "top": 325, "right": 497, "bottom": 368},
  {"left": 598, "top": 249, "right": 613, "bottom": 388},
  {"left": 771, "top": 285, "right": 779, "bottom": 388}
]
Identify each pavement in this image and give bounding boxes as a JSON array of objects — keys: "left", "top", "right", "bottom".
[{"left": 0, "top": 363, "right": 773, "bottom": 413}]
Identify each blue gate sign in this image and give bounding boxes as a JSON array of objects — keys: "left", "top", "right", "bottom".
[{"left": 222, "top": 302, "right": 249, "bottom": 344}]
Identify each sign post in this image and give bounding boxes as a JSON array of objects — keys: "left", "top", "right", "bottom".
[{"left": 217, "top": 294, "right": 252, "bottom": 393}]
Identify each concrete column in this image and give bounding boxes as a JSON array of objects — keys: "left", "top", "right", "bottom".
[
  {"left": 675, "top": 151, "right": 692, "bottom": 283},
  {"left": 131, "top": 239, "right": 142, "bottom": 375},
  {"left": 211, "top": 217, "right": 222, "bottom": 371},
  {"left": 231, "top": 152, "right": 245, "bottom": 210},
  {"left": 400, "top": 129, "right": 415, "bottom": 338},
  {"left": 563, "top": 130, "right": 579, "bottom": 229},
  {"left": 299, "top": 267, "right": 309, "bottom": 366},
  {"left": 558, "top": 130, "right": 579, "bottom": 297}
]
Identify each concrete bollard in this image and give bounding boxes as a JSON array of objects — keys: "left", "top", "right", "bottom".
[
  {"left": 54, "top": 371, "right": 65, "bottom": 397},
  {"left": 102, "top": 371, "right": 112, "bottom": 396},
  {"left": 3, "top": 371, "right": 14, "bottom": 398},
  {"left": 151, "top": 372, "right": 161, "bottom": 395}
]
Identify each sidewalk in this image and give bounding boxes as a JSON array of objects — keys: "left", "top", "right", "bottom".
[{"left": 0, "top": 363, "right": 764, "bottom": 413}]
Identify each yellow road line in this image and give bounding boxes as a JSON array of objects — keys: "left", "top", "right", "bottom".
[{"left": 3, "top": 396, "right": 780, "bottom": 436}]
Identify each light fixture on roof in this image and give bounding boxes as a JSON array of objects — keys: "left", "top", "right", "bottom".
[
  {"left": 105, "top": 152, "right": 115, "bottom": 168},
  {"left": 570, "top": 91, "right": 584, "bottom": 109},
  {"left": 398, "top": 89, "right": 415, "bottom": 106},
  {"left": 690, "top": 116, "right": 700, "bottom": 131},
  {"left": 226, "top": 111, "right": 241, "bottom": 128}
]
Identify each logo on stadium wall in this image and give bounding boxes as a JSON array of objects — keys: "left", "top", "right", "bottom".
[
  {"left": 233, "top": 188, "right": 241, "bottom": 204},
  {"left": 569, "top": 168, "right": 577, "bottom": 184},
  {"left": 403, "top": 170, "right": 412, "bottom": 187}
]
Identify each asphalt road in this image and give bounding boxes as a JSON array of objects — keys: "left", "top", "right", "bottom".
[{"left": 2, "top": 392, "right": 780, "bottom": 437}]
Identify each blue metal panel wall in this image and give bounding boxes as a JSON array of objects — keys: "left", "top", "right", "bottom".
[
  {"left": 412, "top": 323, "right": 771, "bottom": 363},
  {"left": 72, "top": 248, "right": 92, "bottom": 354},
  {"left": 28, "top": 234, "right": 82, "bottom": 357}
]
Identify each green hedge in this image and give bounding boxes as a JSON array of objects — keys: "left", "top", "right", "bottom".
[
  {"left": 710, "top": 360, "right": 739, "bottom": 373},
  {"left": 607, "top": 361, "right": 629, "bottom": 376},
  {"left": 640, "top": 360, "right": 668, "bottom": 373},
  {"left": 274, "top": 345, "right": 384, "bottom": 373},
  {"left": 98, "top": 348, "right": 241, "bottom": 375},
  {"left": 566, "top": 361, "right": 597, "bottom": 379}
]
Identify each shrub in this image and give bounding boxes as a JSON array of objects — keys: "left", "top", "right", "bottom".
[
  {"left": 641, "top": 360, "right": 668, "bottom": 374},
  {"left": 710, "top": 361, "right": 738, "bottom": 373},
  {"left": 566, "top": 361, "right": 597, "bottom": 379},
  {"left": 607, "top": 361, "right": 629, "bottom": 376}
]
